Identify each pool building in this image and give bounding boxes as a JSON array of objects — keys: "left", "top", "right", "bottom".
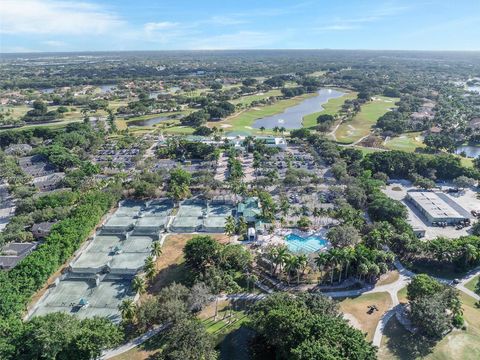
[{"left": 237, "top": 197, "right": 265, "bottom": 240}]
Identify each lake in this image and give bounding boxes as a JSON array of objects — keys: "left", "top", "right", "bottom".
[
  {"left": 99, "top": 84, "right": 116, "bottom": 93},
  {"left": 127, "top": 115, "right": 179, "bottom": 127},
  {"left": 40, "top": 88, "right": 55, "bottom": 94},
  {"left": 467, "top": 85, "right": 480, "bottom": 94},
  {"left": 455, "top": 145, "right": 480, "bottom": 158},
  {"left": 252, "top": 88, "right": 345, "bottom": 129}
]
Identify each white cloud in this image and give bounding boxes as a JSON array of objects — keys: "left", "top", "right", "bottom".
[
  {"left": 0, "top": 0, "right": 124, "bottom": 35},
  {"left": 144, "top": 22, "right": 179, "bottom": 34},
  {"left": 314, "top": 2, "right": 410, "bottom": 33},
  {"left": 207, "top": 16, "right": 247, "bottom": 26},
  {"left": 316, "top": 24, "right": 357, "bottom": 31},
  {"left": 42, "top": 40, "right": 66, "bottom": 47}
]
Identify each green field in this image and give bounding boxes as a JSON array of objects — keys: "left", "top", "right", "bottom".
[
  {"left": 216, "top": 93, "right": 316, "bottom": 134},
  {"left": 465, "top": 275, "right": 479, "bottom": 293},
  {"left": 335, "top": 96, "right": 399, "bottom": 144},
  {"left": 460, "top": 157, "right": 474, "bottom": 168},
  {"left": 384, "top": 132, "right": 426, "bottom": 152},
  {"left": 302, "top": 91, "right": 357, "bottom": 128},
  {"left": 353, "top": 146, "right": 384, "bottom": 155},
  {"left": 230, "top": 90, "right": 281, "bottom": 106},
  {"left": 378, "top": 293, "right": 480, "bottom": 360}
]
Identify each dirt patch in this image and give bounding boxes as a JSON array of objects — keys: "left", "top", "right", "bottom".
[
  {"left": 376, "top": 271, "right": 400, "bottom": 287},
  {"left": 343, "top": 313, "right": 362, "bottom": 330},
  {"left": 391, "top": 186, "right": 402, "bottom": 191},
  {"left": 198, "top": 299, "right": 230, "bottom": 320},
  {"left": 339, "top": 292, "right": 392, "bottom": 341},
  {"left": 149, "top": 233, "right": 230, "bottom": 294}
]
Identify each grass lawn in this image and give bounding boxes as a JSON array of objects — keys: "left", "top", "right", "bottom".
[
  {"left": 353, "top": 146, "right": 384, "bottom": 155},
  {"left": 405, "top": 260, "right": 467, "bottom": 280},
  {"left": 465, "top": 275, "right": 479, "bottom": 293},
  {"left": 230, "top": 90, "right": 281, "bottom": 106},
  {"left": 460, "top": 157, "right": 474, "bottom": 168},
  {"left": 339, "top": 291, "right": 392, "bottom": 341},
  {"left": 335, "top": 96, "right": 399, "bottom": 144},
  {"left": 384, "top": 132, "right": 426, "bottom": 152},
  {"left": 309, "top": 70, "right": 327, "bottom": 77},
  {"left": 216, "top": 93, "right": 315, "bottom": 134},
  {"left": 397, "top": 286, "right": 408, "bottom": 304},
  {"left": 162, "top": 125, "right": 196, "bottom": 135},
  {"left": 110, "top": 334, "right": 163, "bottom": 360},
  {"left": 112, "top": 298, "right": 253, "bottom": 360},
  {"left": 378, "top": 293, "right": 480, "bottom": 360},
  {"left": 124, "top": 111, "right": 186, "bottom": 124},
  {"left": 302, "top": 91, "right": 357, "bottom": 128},
  {"left": 199, "top": 299, "right": 254, "bottom": 360},
  {"left": 0, "top": 105, "right": 31, "bottom": 119}
]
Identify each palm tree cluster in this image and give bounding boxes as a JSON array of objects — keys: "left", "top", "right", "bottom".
[
  {"left": 315, "top": 245, "right": 394, "bottom": 284},
  {"left": 272, "top": 126, "right": 287, "bottom": 135},
  {"left": 224, "top": 215, "right": 247, "bottom": 238},
  {"left": 266, "top": 245, "right": 309, "bottom": 284}
]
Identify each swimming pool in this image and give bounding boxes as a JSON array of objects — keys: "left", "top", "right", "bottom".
[{"left": 285, "top": 233, "right": 329, "bottom": 253}]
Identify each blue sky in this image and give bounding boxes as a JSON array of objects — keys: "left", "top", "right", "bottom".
[{"left": 1, "top": 0, "right": 479, "bottom": 53}]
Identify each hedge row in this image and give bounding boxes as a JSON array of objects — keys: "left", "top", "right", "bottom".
[{"left": 0, "top": 190, "right": 118, "bottom": 319}]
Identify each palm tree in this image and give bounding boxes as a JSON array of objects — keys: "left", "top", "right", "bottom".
[
  {"left": 296, "top": 254, "right": 308, "bottom": 284},
  {"left": 118, "top": 299, "right": 136, "bottom": 323},
  {"left": 272, "top": 245, "right": 289, "bottom": 276},
  {"left": 343, "top": 247, "right": 355, "bottom": 280},
  {"left": 144, "top": 256, "right": 156, "bottom": 281},
  {"left": 132, "top": 276, "right": 146, "bottom": 295},
  {"left": 267, "top": 246, "right": 278, "bottom": 276},
  {"left": 315, "top": 253, "right": 328, "bottom": 283},
  {"left": 464, "top": 243, "right": 478, "bottom": 266},
  {"left": 225, "top": 215, "right": 236, "bottom": 237},
  {"left": 358, "top": 263, "right": 369, "bottom": 282},
  {"left": 279, "top": 127, "right": 286, "bottom": 136},
  {"left": 237, "top": 216, "right": 247, "bottom": 237},
  {"left": 284, "top": 255, "right": 299, "bottom": 284},
  {"left": 368, "top": 263, "right": 380, "bottom": 282},
  {"left": 150, "top": 241, "right": 163, "bottom": 259},
  {"left": 247, "top": 273, "right": 258, "bottom": 292},
  {"left": 327, "top": 248, "right": 344, "bottom": 284},
  {"left": 260, "top": 126, "right": 265, "bottom": 133},
  {"left": 273, "top": 126, "right": 279, "bottom": 134}
]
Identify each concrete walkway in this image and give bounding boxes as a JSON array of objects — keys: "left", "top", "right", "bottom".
[
  {"left": 101, "top": 324, "right": 169, "bottom": 359},
  {"left": 456, "top": 266, "right": 480, "bottom": 301}
]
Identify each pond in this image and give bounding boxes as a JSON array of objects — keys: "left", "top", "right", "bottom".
[
  {"left": 40, "top": 88, "right": 55, "bottom": 94},
  {"left": 99, "top": 84, "right": 116, "bottom": 93},
  {"left": 467, "top": 85, "right": 480, "bottom": 94},
  {"left": 127, "top": 115, "right": 180, "bottom": 127},
  {"left": 252, "top": 88, "right": 345, "bottom": 129},
  {"left": 455, "top": 145, "right": 480, "bottom": 158}
]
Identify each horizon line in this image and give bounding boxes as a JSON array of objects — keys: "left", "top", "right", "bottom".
[{"left": 2, "top": 48, "right": 480, "bottom": 55}]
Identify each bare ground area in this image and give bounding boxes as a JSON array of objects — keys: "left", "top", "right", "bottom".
[
  {"left": 148, "top": 233, "right": 230, "bottom": 294},
  {"left": 339, "top": 292, "right": 392, "bottom": 341}
]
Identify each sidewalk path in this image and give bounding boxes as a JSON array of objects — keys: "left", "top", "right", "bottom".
[{"left": 101, "top": 324, "right": 169, "bottom": 359}]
